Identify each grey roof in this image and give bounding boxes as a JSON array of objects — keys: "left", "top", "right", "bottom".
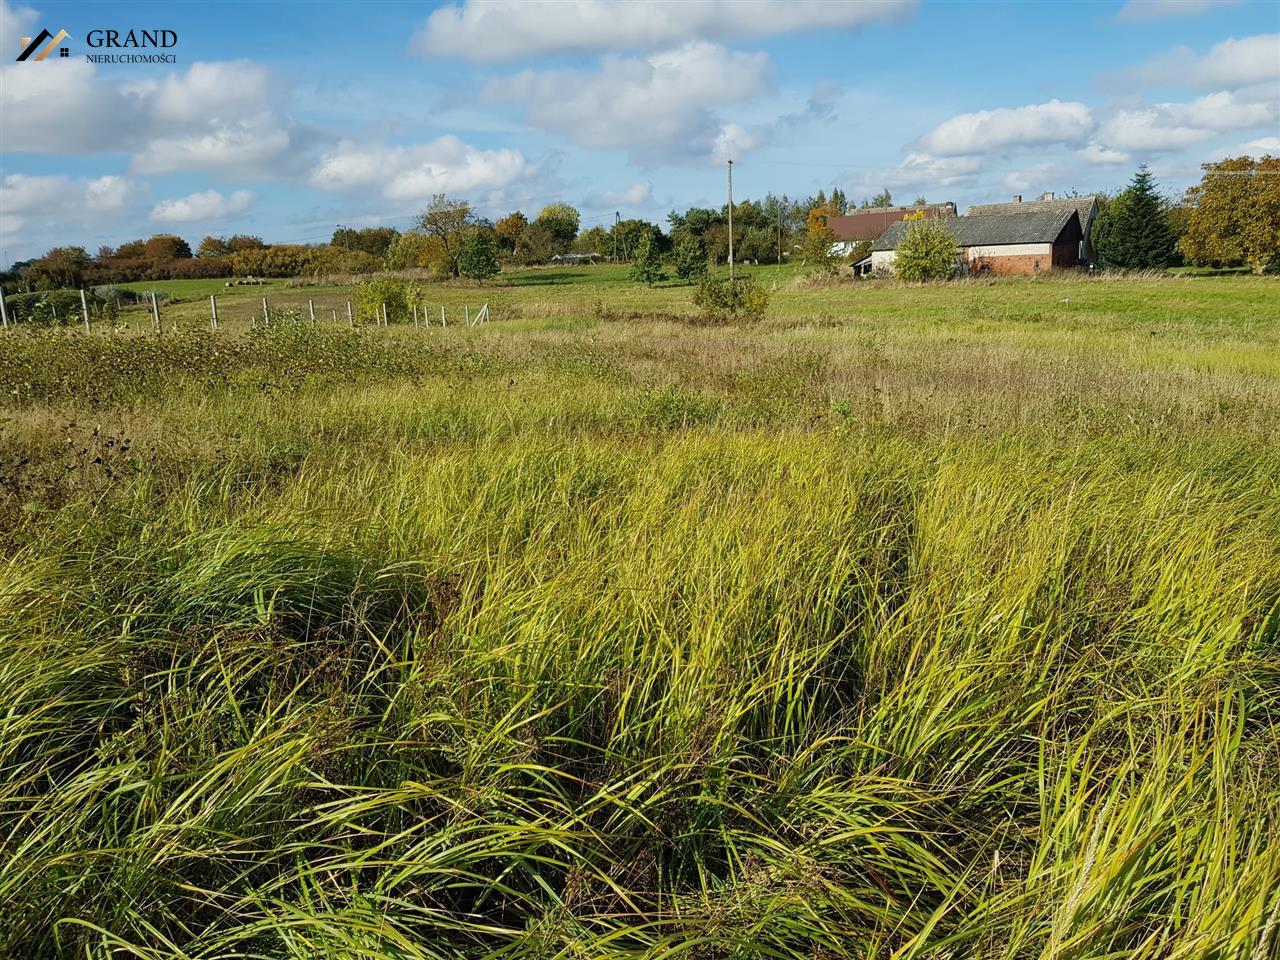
[
  {"left": 967, "top": 196, "right": 1098, "bottom": 230},
  {"left": 872, "top": 210, "right": 1079, "bottom": 251}
]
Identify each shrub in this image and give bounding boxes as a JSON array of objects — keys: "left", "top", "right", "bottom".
[
  {"left": 354, "top": 276, "right": 411, "bottom": 323},
  {"left": 2, "top": 287, "right": 121, "bottom": 326},
  {"left": 894, "top": 220, "right": 958, "bottom": 281},
  {"left": 692, "top": 274, "right": 769, "bottom": 323},
  {"left": 458, "top": 231, "right": 500, "bottom": 282},
  {"left": 385, "top": 232, "right": 433, "bottom": 270}
]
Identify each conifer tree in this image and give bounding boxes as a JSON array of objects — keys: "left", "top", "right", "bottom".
[
  {"left": 630, "top": 230, "right": 666, "bottom": 286},
  {"left": 1092, "top": 166, "right": 1177, "bottom": 269}
]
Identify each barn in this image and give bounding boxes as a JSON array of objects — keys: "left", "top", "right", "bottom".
[
  {"left": 869, "top": 209, "right": 1083, "bottom": 276},
  {"left": 966, "top": 193, "right": 1101, "bottom": 263},
  {"left": 827, "top": 202, "right": 956, "bottom": 255}
]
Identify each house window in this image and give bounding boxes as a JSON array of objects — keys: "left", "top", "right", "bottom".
[{"left": 1034, "top": 259, "right": 1041, "bottom": 272}]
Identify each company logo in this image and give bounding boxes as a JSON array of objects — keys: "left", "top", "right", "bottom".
[
  {"left": 85, "top": 29, "right": 178, "bottom": 64},
  {"left": 16, "top": 28, "right": 71, "bottom": 61}
]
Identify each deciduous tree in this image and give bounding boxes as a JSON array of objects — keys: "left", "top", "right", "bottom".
[
  {"left": 143, "top": 235, "right": 192, "bottom": 261},
  {"left": 515, "top": 222, "right": 557, "bottom": 265},
  {"left": 894, "top": 220, "right": 957, "bottom": 281},
  {"left": 533, "top": 203, "right": 580, "bottom": 252},
  {"left": 416, "top": 195, "right": 475, "bottom": 277},
  {"left": 494, "top": 212, "right": 529, "bottom": 253},
  {"left": 197, "top": 235, "right": 231, "bottom": 258},
  {"left": 803, "top": 202, "right": 841, "bottom": 275},
  {"left": 25, "top": 246, "right": 91, "bottom": 290},
  {"left": 1179, "top": 155, "right": 1280, "bottom": 275}
]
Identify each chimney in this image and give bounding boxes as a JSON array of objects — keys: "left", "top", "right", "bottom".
[
  {"left": 1013, "top": 195, "right": 1022, "bottom": 203},
  {"left": 1041, "top": 191, "right": 1055, "bottom": 201}
]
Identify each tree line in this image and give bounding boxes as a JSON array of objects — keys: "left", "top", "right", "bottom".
[{"left": 4, "top": 156, "right": 1275, "bottom": 294}]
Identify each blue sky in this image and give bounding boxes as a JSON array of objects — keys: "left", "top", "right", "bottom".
[{"left": 2, "top": 0, "right": 1277, "bottom": 264}]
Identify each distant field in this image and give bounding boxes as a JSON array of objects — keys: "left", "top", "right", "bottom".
[
  {"left": 114, "top": 276, "right": 288, "bottom": 301},
  {"left": 1, "top": 271, "right": 1277, "bottom": 958}
]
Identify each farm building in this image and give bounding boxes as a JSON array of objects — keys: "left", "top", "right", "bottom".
[
  {"left": 868, "top": 209, "right": 1083, "bottom": 276},
  {"left": 827, "top": 202, "right": 956, "bottom": 255},
  {"left": 966, "top": 192, "right": 1100, "bottom": 263}
]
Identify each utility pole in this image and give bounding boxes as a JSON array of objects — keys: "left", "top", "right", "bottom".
[
  {"left": 727, "top": 159, "right": 734, "bottom": 281},
  {"left": 613, "top": 211, "right": 620, "bottom": 263},
  {"left": 776, "top": 199, "right": 782, "bottom": 268}
]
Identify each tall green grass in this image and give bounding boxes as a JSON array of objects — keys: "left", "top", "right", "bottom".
[{"left": 1, "top": 279, "right": 1278, "bottom": 958}]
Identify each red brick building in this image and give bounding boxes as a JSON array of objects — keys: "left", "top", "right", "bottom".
[
  {"left": 827, "top": 202, "right": 957, "bottom": 254},
  {"left": 869, "top": 210, "right": 1083, "bottom": 276}
]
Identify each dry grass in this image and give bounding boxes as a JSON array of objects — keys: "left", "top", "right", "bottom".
[{"left": 0, "top": 273, "right": 1277, "bottom": 959}]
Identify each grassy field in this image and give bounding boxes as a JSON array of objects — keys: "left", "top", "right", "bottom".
[{"left": 1, "top": 269, "right": 1278, "bottom": 958}]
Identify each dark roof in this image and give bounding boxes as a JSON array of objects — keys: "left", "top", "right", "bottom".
[
  {"left": 967, "top": 196, "right": 1099, "bottom": 231},
  {"left": 828, "top": 203, "right": 956, "bottom": 241},
  {"left": 872, "top": 210, "right": 1081, "bottom": 251}
]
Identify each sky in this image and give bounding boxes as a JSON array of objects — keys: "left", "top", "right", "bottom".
[{"left": 1, "top": 0, "right": 1277, "bottom": 265}]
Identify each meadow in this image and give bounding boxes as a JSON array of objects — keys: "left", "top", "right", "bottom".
[{"left": 1, "top": 267, "right": 1278, "bottom": 959}]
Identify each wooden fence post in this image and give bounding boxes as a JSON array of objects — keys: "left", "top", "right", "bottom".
[
  {"left": 412, "top": 303, "right": 418, "bottom": 327},
  {"left": 347, "top": 301, "right": 353, "bottom": 328},
  {"left": 261, "top": 296, "right": 269, "bottom": 327},
  {"left": 150, "top": 292, "right": 160, "bottom": 333},
  {"left": 210, "top": 294, "right": 218, "bottom": 331},
  {"left": 465, "top": 305, "right": 470, "bottom": 327},
  {"left": 308, "top": 299, "right": 316, "bottom": 322},
  {"left": 441, "top": 305, "right": 446, "bottom": 328},
  {"left": 80, "top": 289, "right": 90, "bottom": 333},
  {"left": 0, "top": 285, "right": 8, "bottom": 330}
]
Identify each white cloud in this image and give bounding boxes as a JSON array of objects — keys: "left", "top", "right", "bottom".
[
  {"left": 1116, "top": 0, "right": 1239, "bottom": 21},
  {"left": 143, "top": 60, "right": 273, "bottom": 124},
  {"left": 413, "top": 0, "right": 914, "bottom": 60},
  {"left": 918, "top": 100, "right": 1094, "bottom": 156},
  {"left": 310, "top": 135, "right": 534, "bottom": 201},
  {"left": 1003, "top": 163, "right": 1058, "bottom": 193},
  {"left": 132, "top": 126, "right": 295, "bottom": 177},
  {"left": 84, "top": 175, "right": 135, "bottom": 213},
  {"left": 1105, "top": 34, "right": 1280, "bottom": 91},
  {"left": 1098, "top": 108, "right": 1215, "bottom": 152},
  {"left": 590, "top": 181, "right": 653, "bottom": 206},
  {"left": 1234, "top": 135, "right": 1280, "bottom": 154},
  {"left": 1165, "top": 89, "right": 1278, "bottom": 130},
  {"left": 1192, "top": 34, "right": 1280, "bottom": 88},
  {"left": 1, "top": 175, "right": 69, "bottom": 216},
  {"left": 858, "top": 152, "right": 982, "bottom": 193},
  {"left": 0, "top": 58, "right": 303, "bottom": 178},
  {"left": 1097, "top": 90, "right": 1278, "bottom": 153},
  {"left": 0, "top": 60, "right": 133, "bottom": 152},
  {"left": 2, "top": 174, "right": 136, "bottom": 216},
  {"left": 150, "top": 189, "right": 253, "bottom": 224},
  {"left": 712, "top": 123, "right": 762, "bottom": 163},
  {"left": 1079, "top": 142, "right": 1131, "bottom": 165},
  {"left": 0, "top": 0, "right": 37, "bottom": 46},
  {"left": 0, "top": 174, "right": 141, "bottom": 253},
  {"left": 484, "top": 42, "right": 772, "bottom": 162}
]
